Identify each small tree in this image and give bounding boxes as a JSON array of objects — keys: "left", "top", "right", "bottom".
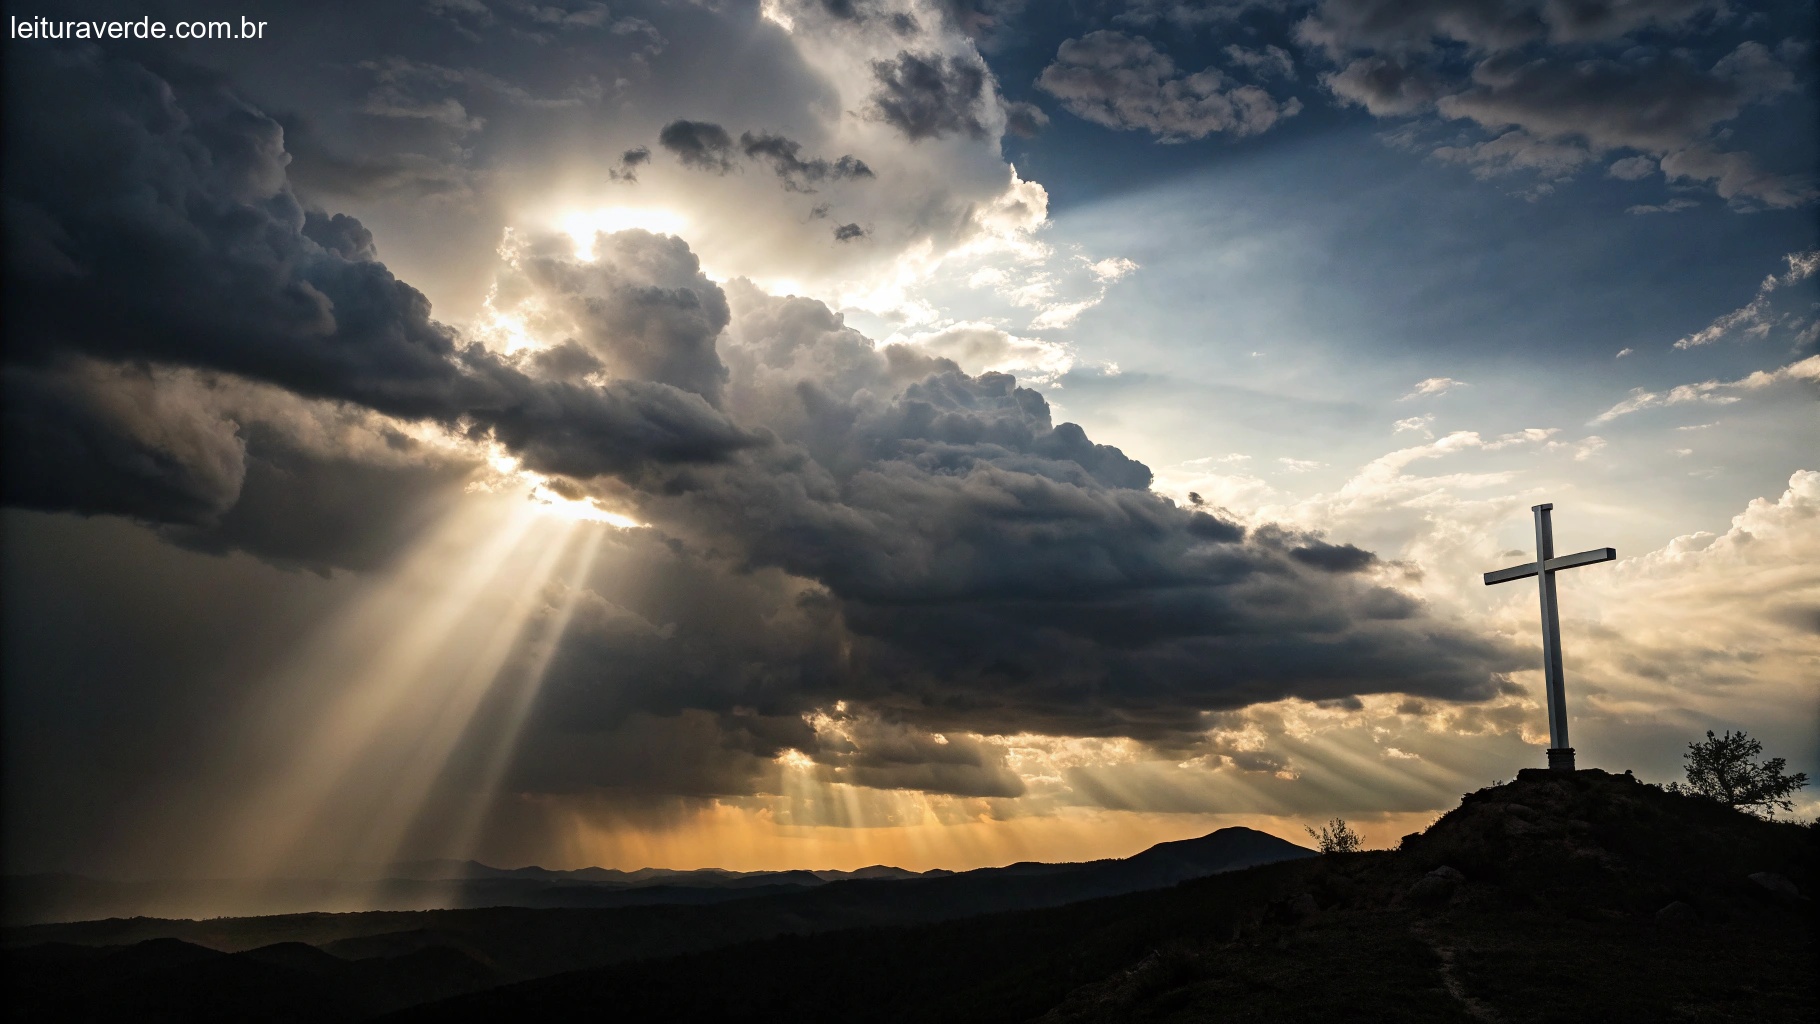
[
  {"left": 1305, "top": 817, "right": 1364, "bottom": 854},
  {"left": 1669, "top": 730, "right": 1808, "bottom": 817}
]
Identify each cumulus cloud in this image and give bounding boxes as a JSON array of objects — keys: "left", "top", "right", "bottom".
[
  {"left": 1574, "top": 470, "right": 1820, "bottom": 693},
  {"left": 1037, "top": 31, "right": 1302, "bottom": 141},
  {"left": 490, "top": 229, "right": 734, "bottom": 402}
]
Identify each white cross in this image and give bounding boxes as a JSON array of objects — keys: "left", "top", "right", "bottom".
[{"left": 1483, "top": 503, "right": 1615, "bottom": 772}]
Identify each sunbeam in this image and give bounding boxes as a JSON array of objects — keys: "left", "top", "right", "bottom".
[
  {"left": 433, "top": 524, "right": 611, "bottom": 869},
  {"left": 200, "top": 490, "right": 621, "bottom": 899}
]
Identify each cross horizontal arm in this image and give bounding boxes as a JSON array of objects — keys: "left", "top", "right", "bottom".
[
  {"left": 1483, "top": 547, "right": 1616, "bottom": 586},
  {"left": 1544, "top": 547, "right": 1616, "bottom": 572},
  {"left": 1483, "top": 561, "right": 1538, "bottom": 586}
]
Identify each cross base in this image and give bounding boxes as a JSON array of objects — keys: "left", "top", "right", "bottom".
[{"left": 1547, "top": 747, "right": 1576, "bottom": 772}]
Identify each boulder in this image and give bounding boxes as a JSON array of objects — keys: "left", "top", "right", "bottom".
[
  {"left": 1406, "top": 866, "right": 1463, "bottom": 907},
  {"left": 1746, "top": 872, "right": 1804, "bottom": 901}
]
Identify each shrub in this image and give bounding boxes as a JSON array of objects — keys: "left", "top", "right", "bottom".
[
  {"left": 1305, "top": 817, "right": 1364, "bottom": 854},
  {"left": 1666, "top": 730, "right": 1809, "bottom": 818}
]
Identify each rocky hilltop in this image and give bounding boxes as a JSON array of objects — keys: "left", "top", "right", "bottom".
[{"left": 1042, "top": 768, "right": 1814, "bottom": 1023}]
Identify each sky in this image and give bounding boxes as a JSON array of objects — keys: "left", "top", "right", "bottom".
[{"left": 3, "top": 0, "right": 1816, "bottom": 887}]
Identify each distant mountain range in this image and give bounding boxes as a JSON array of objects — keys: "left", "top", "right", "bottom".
[
  {"left": 2, "top": 827, "right": 1315, "bottom": 1021},
  {"left": 0, "top": 828, "right": 1299, "bottom": 927},
  {"left": 6, "top": 775, "right": 1811, "bottom": 1022}
]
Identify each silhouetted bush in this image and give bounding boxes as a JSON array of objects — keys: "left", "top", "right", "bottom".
[
  {"left": 1666, "top": 730, "right": 1809, "bottom": 818},
  {"left": 1305, "top": 818, "right": 1363, "bottom": 854}
]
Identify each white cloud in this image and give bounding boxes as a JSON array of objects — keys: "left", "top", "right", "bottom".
[
  {"left": 1400, "top": 376, "right": 1466, "bottom": 400},
  {"left": 1607, "top": 155, "right": 1657, "bottom": 180},
  {"left": 1591, "top": 355, "right": 1820, "bottom": 424},
  {"left": 1674, "top": 250, "right": 1819, "bottom": 349},
  {"left": 892, "top": 320, "right": 1075, "bottom": 381},
  {"left": 1086, "top": 256, "right": 1140, "bottom": 281},
  {"left": 1545, "top": 435, "right": 1606, "bottom": 461},
  {"left": 1394, "top": 413, "right": 1436, "bottom": 436},
  {"left": 1626, "top": 198, "right": 1699, "bottom": 215}
]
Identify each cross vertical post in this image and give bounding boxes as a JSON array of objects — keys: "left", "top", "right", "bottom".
[
  {"left": 1532, "top": 505, "right": 1570, "bottom": 767},
  {"left": 1482, "top": 503, "right": 1615, "bottom": 772}
]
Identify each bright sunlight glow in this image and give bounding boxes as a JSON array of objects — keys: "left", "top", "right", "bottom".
[{"left": 562, "top": 207, "right": 690, "bottom": 260}]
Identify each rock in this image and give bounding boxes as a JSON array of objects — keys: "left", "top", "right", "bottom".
[
  {"left": 1747, "top": 872, "right": 1805, "bottom": 901},
  {"left": 1407, "top": 866, "right": 1463, "bottom": 907},
  {"left": 1655, "top": 901, "right": 1697, "bottom": 924},
  {"left": 1503, "top": 816, "right": 1546, "bottom": 837}
]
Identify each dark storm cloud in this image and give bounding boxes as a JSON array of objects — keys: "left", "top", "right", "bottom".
[
  {"left": 1296, "top": 0, "right": 1810, "bottom": 205},
  {"left": 501, "top": 275, "right": 1526, "bottom": 762},
  {"left": 866, "top": 51, "right": 992, "bottom": 140},
  {"left": 609, "top": 145, "right": 651, "bottom": 183},
  {"left": 3, "top": 363, "right": 247, "bottom": 528},
  {"left": 157, "top": 404, "right": 480, "bottom": 574},
  {"left": 276, "top": 113, "right": 477, "bottom": 202},
  {"left": 1002, "top": 99, "right": 1050, "bottom": 138},
  {"left": 817, "top": 0, "right": 867, "bottom": 20},
  {"left": 1285, "top": 538, "right": 1379, "bottom": 573},
  {"left": 653, "top": 121, "right": 876, "bottom": 192},
  {"left": 1037, "top": 30, "right": 1301, "bottom": 140},
  {"left": 811, "top": 712, "right": 1026, "bottom": 797},
  {"left": 1437, "top": 45, "right": 1790, "bottom": 154},
  {"left": 1323, "top": 54, "right": 1443, "bottom": 116},
  {"left": 782, "top": 0, "right": 920, "bottom": 35},
  {"left": 1298, "top": 0, "right": 1721, "bottom": 55},
  {"left": 658, "top": 119, "right": 737, "bottom": 173},
  {"left": 3, "top": 46, "right": 756, "bottom": 535},
  {"left": 301, "top": 212, "right": 379, "bottom": 263},
  {"left": 3, "top": 361, "right": 483, "bottom": 572},
  {"left": 833, "top": 223, "right": 869, "bottom": 241},
  {"left": 739, "top": 132, "right": 875, "bottom": 192}
]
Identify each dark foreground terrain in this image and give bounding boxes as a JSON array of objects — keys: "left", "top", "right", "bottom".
[{"left": 5, "top": 770, "right": 1814, "bottom": 1022}]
